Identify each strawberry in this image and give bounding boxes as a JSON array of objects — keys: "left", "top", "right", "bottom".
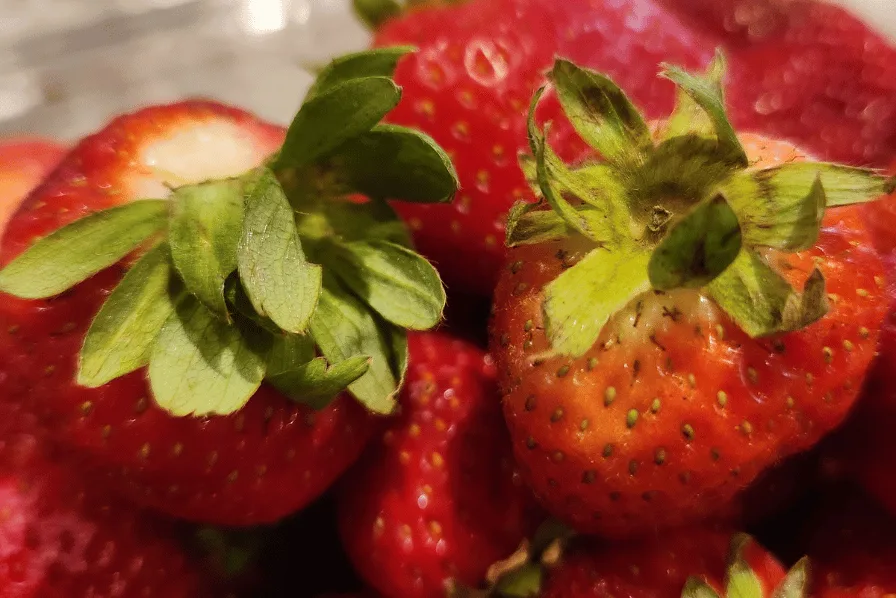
[
  {"left": 0, "top": 137, "right": 66, "bottom": 230},
  {"left": 657, "top": 0, "right": 896, "bottom": 167},
  {"left": 0, "top": 50, "right": 458, "bottom": 525},
  {"left": 798, "top": 488, "right": 896, "bottom": 598},
  {"left": 0, "top": 403, "right": 210, "bottom": 597},
  {"left": 541, "top": 529, "right": 799, "bottom": 598},
  {"left": 374, "top": 0, "right": 715, "bottom": 295},
  {"left": 338, "top": 331, "right": 542, "bottom": 598},
  {"left": 490, "top": 55, "right": 890, "bottom": 536}
]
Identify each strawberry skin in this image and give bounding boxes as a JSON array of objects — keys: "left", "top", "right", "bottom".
[
  {"left": 491, "top": 133, "right": 888, "bottom": 536},
  {"left": 376, "top": 0, "right": 714, "bottom": 295},
  {"left": 0, "top": 404, "right": 210, "bottom": 598},
  {"left": 0, "top": 101, "right": 376, "bottom": 525},
  {"left": 338, "top": 332, "right": 542, "bottom": 598},
  {"left": 799, "top": 488, "right": 896, "bottom": 598},
  {"left": 658, "top": 0, "right": 896, "bottom": 167},
  {"left": 542, "top": 528, "right": 784, "bottom": 598},
  {"left": 0, "top": 137, "right": 66, "bottom": 232}
]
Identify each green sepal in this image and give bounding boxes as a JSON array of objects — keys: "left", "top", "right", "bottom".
[
  {"left": 726, "top": 534, "right": 766, "bottom": 598},
  {"left": 168, "top": 179, "right": 244, "bottom": 318},
  {"left": 305, "top": 46, "right": 415, "bottom": 101},
  {"left": 148, "top": 295, "right": 266, "bottom": 416},
  {"left": 78, "top": 242, "right": 177, "bottom": 387},
  {"left": 352, "top": 0, "right": 403, "bottom": 28},
  {"left": 506, "top": 202, "right": 574, "bottom": 247},
  {"left": 299, "top": 197, "right": 413, "bottom": 247},
  {"left": 323, "top": 123, "right": 458, "bottom": 203},
  {"left": 0, "top": 200, "right": 167, "bottom": 299},
  {"left": 708, "top": 251, "right": 828, "bottom": 338},
  {"left": 681, "top": 577, "right": 721, "bottom": 598},
  {"left": 663, "top": 50, "right": 727, "bottom": 142},
  {"left": 660, "top": 51, "right": 748, "bottom": 167},
  {"left": 268, "top": 354, "right": 371, "bottom": 410},
  {"left": 309, "top": 273, "right": 400, "bottom": 414},
  {"left": 274, "top": 76, "right": 401, "bottom": 171},
  {"left": 649, "top": 194, "right": 742, "bottom": 290},
  {"left": 238, "top": 168, "right": 322, "bottom": 334},
  {"left": 631, "top": 134, "right": 741, "bottom": 217},
  {"left": 323, "top": 238, "right": 445, "bottom": 330},
  {"left": 223, "top": 275, "right": 280, "bottom": 335},
  {"left": 772, "top": 558, "right": 809, "bottom": 598},
  {"left": 543, "top": 248, "right": 651, "bottom": 357},
  {"left": 725, "top": 172, "right": 826, "bottom": 251},
  {"left": 550, "top": 58, "right": 653, "bottom": 169},
  {"left": 493, "top": 563, "right": 542, "bottom": 598}
]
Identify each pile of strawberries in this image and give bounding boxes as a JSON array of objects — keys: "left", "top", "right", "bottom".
[{"left": 1, "top": 0, "right": 896, "bottom": 596}]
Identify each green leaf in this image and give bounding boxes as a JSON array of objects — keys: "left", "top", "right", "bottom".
[
  {"left": 550, "top": 58, "right": 652, "bottom": 168},
  {"left": 772, "top": 558, "right": 809, "bottom": 598},
  {"left": 352, "top": 0, "right": 402, "bottom": 29},
  {"left": 325, "top": 124, "right": 458, "bottom": 203},
  {"left": 309, "top": 274, "right": 399, "bottom": 414},
  {"left": 317, "top": 198, "right": 413, "bottom": 248},
  {"left": 506, "top": 202, "right": 575, "bottom": 247},
  {"left": 306, "top": 47, "right": 414, "bottom": 100},
  {"left": 78, "top": 243, "right": 178, "bottom": 387},
  {"left": 708, "top": 251, "right": 828, "bottom": 338},
  {"left": 660, "top": 52, "right": 748, "bottom": 167},
  {"left": 0, "top": 200, "right": 168, "bottom": 299},
  {"left": 664, "top": 50, "right": 727, "bottom": 141},
  {"left": 268, "top": 355, "right": 371, "bottom": 410},
  {"left": 275, "top": 77, "right": 401, "bottom": 170},
  {"left": 149, "top": 296, "right": 265, "bottom": 416},
  {"left": 168, "top": 179, "right": 244, "bottom": 318},
  {"left": 649, "top": 194, "right": 742, "bottom": 290},
  {"left": 223, "top": 275, "right": 280, "bottom": 334},
  {"left": 543, "top": 248, "right": 651, "bottom": 357},
  {"left": 238, "top": 169, "right": 322, "bottom": 334},
  {"left": 681, "top": 577, "right": 722, "bottom": 598},
  {"left": 265, "top": 332, "right": 315, "bottom": 372},
  {"left": 384, "top": 322, "right": 409, "bottom": 390},
  {"left": 324, "top": 239, "right": 445, "bottom": 330},
  {"left": 725, "top": 172, "right": 826, "bottom": 251}
]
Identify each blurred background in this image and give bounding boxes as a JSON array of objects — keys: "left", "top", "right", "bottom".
[{"left": 0, "top": 0, "right": 893, "bottom": 140}]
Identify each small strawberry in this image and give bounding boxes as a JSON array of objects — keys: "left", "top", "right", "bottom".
[
  {"left": 338, "top": 332, "right": 542, "bottom": 598},
  {"left": 373, "top": 0, "right": 715, "bottom": 295},
  {"left": 490, "top": 55, "right": 890, "bottom": 536},
  {"left": 798, "top": 488, "right": 896, "bottom": 598},
  {"left": 0, "top": 50, "right": 458, "bottom": 525},
  {"left": 0, "top": 137, "right": 66, "bottom": 229},
  {"left": 0, "top": 404, "right": 210, "bottom": 597},
  {"left": 658, "top": 0, "right": 896, "bottom": 167},
  {"left": 541, "top": 529, "right": 800, "bottom": 598}
]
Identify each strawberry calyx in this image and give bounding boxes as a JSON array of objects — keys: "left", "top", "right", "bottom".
[
  {"left": 509, "top": 51, "right": 893, "bottom": 358},
  {"left": 682, "top": 534, "right": 808, "bottom": 598},
  {"left": 0, "top": 47, "right": 458, "bottom": 418},
  {"left": 352, "top": 0, "right": 466, "bottom": 29}
]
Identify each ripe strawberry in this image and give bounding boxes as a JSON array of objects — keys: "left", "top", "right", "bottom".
[
  {"left": 0, "top": 137, "right": 66, "bottom": 230},
  {"left": 338, "top": 332, "right": 542, "bottom": 598},
  {"left": 658, "top": 0, "right": 896, "bottom": 167},
  {"left": 0, "top": 403, "right": 210, "bottom": 597},
  {"left": 798, "top": 488, "right": 896, "bottom": 598},
  {"left": 0, "top": 52, "right": 458, "bottom": 525},
  {"left": 541, "top": 529, "right": 797, "bottom": 598},
  {"left": 490, "top": 56, "right": 889, "bottom": 536},
  {"left": 375, "top": 0, "right": 715, "bottom": 295}
]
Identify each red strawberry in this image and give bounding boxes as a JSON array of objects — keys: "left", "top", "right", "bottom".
[
  {"left": 338, "top": 332, "right": 542, "bottom": 598},
  {"left": 0, "top": 137, "right": 66, "bottom": 230},
  {"left": 542, "top": 529, "right": 795, "bottom": 598},
  {"left": 375, "top": 0, "right": 715, "bottom": 295},
  {"left": 490, "top": 57, "right": 889, "bottom": 536},
  {"left": 0, "top": 53, "right": 457, "bottom": 526},
  {"left": 0, "top": 404, "right": 210, "bottom": 597},
  {"left": 798, "top": 488, "right": 896, "bottom": 598},
  {"left": 658, "top": 0, "right": 896, "bottom": 167}
]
